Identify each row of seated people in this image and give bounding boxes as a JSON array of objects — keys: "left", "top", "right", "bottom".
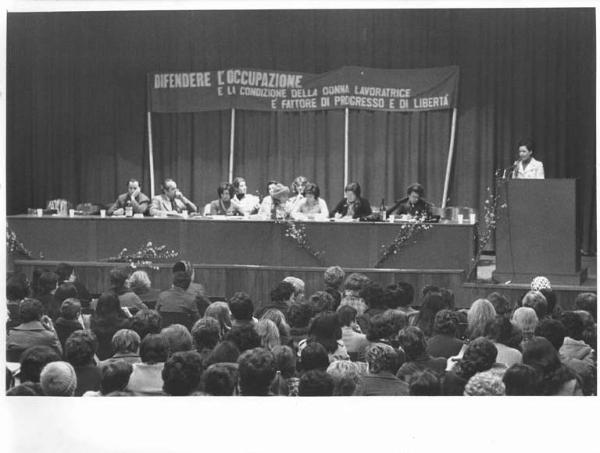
[{"left": 5, "top": 266, "right": 597, "bottom": 396}]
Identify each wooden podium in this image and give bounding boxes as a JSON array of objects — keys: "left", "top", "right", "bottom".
[{"left": 493, "top": 179, "right": 587, "bottom": 285}]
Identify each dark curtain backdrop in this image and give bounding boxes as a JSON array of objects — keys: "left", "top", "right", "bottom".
[{"left": 7, "top": 9, "right": 596, "bottom": 252}]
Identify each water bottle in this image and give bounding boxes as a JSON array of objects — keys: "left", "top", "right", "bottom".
[
  {"left": 380, "top": 198, "right": 386, "bottom": 221},
  {"left": 125, "top": 199, "right": 133, "bottom": 217}
]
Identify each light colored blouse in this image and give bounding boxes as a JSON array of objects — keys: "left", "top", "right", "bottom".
[
  {"left": 513, "top": 157, "right": 545, "bottom": 179},
  {"left": 291, "top": 198, "right": 329, "bottom": 220}
]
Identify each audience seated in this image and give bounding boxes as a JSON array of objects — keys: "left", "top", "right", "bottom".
[
  {"left": 54, "top": 298, "right": 83, "bottom": 349},
  {"left": 162, "top": 351, "right": 204, "bottom": 396},
  {"left": 466, "top": 298, "right": 496, "bottom": 341},
  {"left": 204, "top": 341, "right": 240, "bottom": 367},
  {"left": 256, "top": 318, "right": 280, "bottom": 351},
  {"left": 203, "top": 363, "right": 237, "bottom": 396},
  {"left": 270, "top": 345, "right": 300, "bottom": 396},
  {"left": 484, "top": 316, "right": 522, "bottom": 368},
  {"left": 426, "top": 309, "right": 464, "bottom": 359},
  {"left": 338, "top": 273, "right": 370, "bottom": 315},
  {"left": 298, "top": 312, "right": 349, "bottom": 362},
  {"left": 255, "top": 281, "right": 295, "bottom": 318},
  {"left": 442, "top": 337, "right": 498, "bottom": 395},
  {"left": 237, "top": 347, "right": 277, "bottom": 396},
  {"left": 84, "top": 361, "right": 133, "bottom": 396},
  {"left": 108, "top": 267, "right": 147, "bottom": 313},
  {"left": 204, "top": 301, "right": 233, "bottom": 338},
  {"left": 172, "top": 260, "right": 210, "bottom": 314},
  {"left": 408, "top": 370, "right": 442, "bottom": 396},
  {"left": 298, "top": 370, "right": 335, "bottom": 396},
  {"left": 97, "top": 329, "right": 142, "bottom": 367},
  {"left": 40, "top": 361, "right": 78, "bottom": 396},
  {"left": 502, "top": 363, "right": 538, "bottom": 396},
  {"left": 34, "top": 272, "right": 59, "bottom": 320},
  {"left": 18, "top": 345, "right": 62, "bottom": 389},
  {"left": 326, "top": 360, "right": 362, "bottom": 396},
  {"left": 307, "top": 291, "right": 336, "bottom": 316},
  {"left": 287, "top": 302, "right": 312, "bottom": 351},
  {"left": 396, "top": 326, "right": 446, "bottom": 382},
  {"left": 464, "top": 369, "right": 505, "bottom": 396},
  {"left": 161, "top": 324, "right": 194, "bottom": 354},
  {"left": 412, "top": 291, "right": 445, "bottom": 338},
  {"left": 299, "top": 342, "right": 330, "bottom": 373},
  {"left": 64, "top": 330, "right": 102, "bottom": 396},
  {"left": 511, "top": 306, "right": 539, "bottom": 348},
  {"left": 55, "top": 262, "right": 91, "bottom": 305},
  {"left": 156, "top": 272, "right": 200, "bottom": 330},
  {"left": 323, "top": 266, "right": 345, "bottom": 309},
  {"left": 356, "top": 343, "right": 408, "bottom": 396},
  {"left": 191, "top": 317, "right": 221, "bottom": 365},
  {"left": 224, "top": 324, "right": 261, "bottom": 353},
  {"left": 357, "top": 281, "right": 387, "bottom": 335},
  {"left": 127, "top": 333, "right": 169, "bottom": 396},
  {"left": 130, "top": 309, "right": 162, "bottom": 340},
  {"left": 228, "top": 292, "right": 257, "bottom": 328},
  {"left": 90, "top": 292, "right": 131, "bottom": 360},
  {"left": 338, "top": 305, "right": 369, "bottom": 361},
  {"left": 522, "top": 290, "right": 548, "bottom": 321},
  {"left": 261, "top": 309, "right": 292, "bottom": 347},
  {"left": 127, "top": 270, "right": 161, "bottom": 307},
  {"left": 574, "top": 292, "right": 597, "bottom": 322}
]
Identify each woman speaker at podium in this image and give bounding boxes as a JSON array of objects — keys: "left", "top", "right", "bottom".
[{"left": 512, "top": 138, "right": 545, "bottom": 179}]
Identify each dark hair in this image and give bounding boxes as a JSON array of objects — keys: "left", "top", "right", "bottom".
[
  {"left": 7, "top": 276, "right": 29, "bottom": 301},
  {"left": 522, "top": 337, "right": 576, "bottom": 395},
  {"left": 287, "top": 302, "right": 313, "bottom": 329},
  {"left": 54, "top": 283, "right": 79, "bottom": 304},
  {"left": 300, "top": 342, "right": 329, "bottom": 372},
  {"left": 359, "top": 281, "right": 386, "bottom": 309},
  {"left": 111, "top": 329, "right": 141, "bottom": 354},
  {"left": 414, "top": 292, "right": 445, "bottom": 337},
  {"left": 397, "top": 326, "right": 427, "bottom": 362},
  {"left": 303, "top": 182, "right": 320, "bottom": 199},
  {"left": 396, "top": 282, "right": 415, "bottom": 306},
  {"left": 37, "top": 272, "right": 59, "bottom": 296},
  {"left": 487, "top": 292, "right": 511, "bottom": 317},
  {"left": 228, "top": 292, "right": 254, "bottom": 321},
  {"left": 205, "top": 341, "right": 241, "bottom": 366},
  {"left": 140, "top": 333, "right": 169, "bottom": 363},
  {"left": 270, "top": 281, "right": 294, "bottom": 303},
  {"left": 344, "top": 182, "right": 361, "bottom": 197},
  {"left": 366, "top": 313, "right": 396, "bottom": 343},
  {"left": 560, "top": 311, "right": 584, "bottom": 340},
  {"left": 161, "top": 178, "right": 175, "bottom": 192},
  {"left": 19, "top": 298, "right": 43, "bottom": 323},
  {"left": 237, "top": 347, "right": 276, "bottom": 396},
  {"left": 433, "top": 309, "right": 458, "bottom": 336},
  {"left": 232, "top": 177, "right": 246, "bottom": 190},
  {"left": 574, "top": 293, "right": 596, "bottom": 322},
  {"left": 502, "top": 363, "right": 539, "bottom": 396},
  {"left": 203, "top": 363, "right": 236, "bottom": 396},
  {"left": 535, "top": 318, "right": 567, "bottom": 351},
  {"left": 539, "top": 289, "right": 558, "bottom": 317},
  {"left": 308, "top": 312, "right": 342, "bottom": 353},
  {"left": 60, "top": 298, "right": 81, "bottom": 320},
  {"left": 19, "top": 345, "right": 62, "bottom": 383},
  {"left": 406, "top": 183, "right": 424, "bottom": 197},
  {"left": 409, "top": 370, "right": 442, "bottom": 396},
  {"left": 130, "top": 309, "right": 162, "bottom": 339},
  {"left": 299, "top": 370, "right": 334, "bottom": 396},
  {"left": 191, "top": 317, "right": 221, "bottom": 351},
  {"left": 439, "top": 289, "right": 455, "bottom": 310},
  {"left": 100, "top": 361, "right": 133, "bottom": 395},
  {"left": 271, "top": 345, "right": 296, "bottom": 379},
  {"left": 7, "top": 382, "right": 43, "bottom": 396},
  {"left": 308, "top": 291, "right": 336, "bottom": 315},
  {"left": 365, "top": 342, "right": 400, "bottom": 374},
  {"left": 161, "top": 324, "right": 194, "bottom": 354},
  {"left": 65, "top": 330, "right": 98, "bottom": 366},
  {"left": 382, "top": 284, "right": 406, "bottom": 309},
  {"left": 172, "top": 271, "right": 191, "bottom": 291},
  {"left": 517, "top": 137, "right": 534, "bottom": 152},
  {"left": 172, "top": 260, "right": 192, "bottom": 275},
  {"left": 217, "top": 182, "right": 235, "bottom": 198},
  {"left": 382, "top": 309, "right": 409, "bottom": 335},
  {"left": 337, "top": 305, "right": 357, "bottom": 327},
  {"left": 455, "top": 337, "right": 498, "bottom": 381},
  {"left": 94, "top": 292, "right": 122, "bottom": 320},
  {"left": 162, "top": 351, "right": 204, "bottom": 396},
  {"left": 343, "top": 273, "right": 370, "bottom": 293},
  {"left": 522, "top": 291, "right": 548, "bottom": 320},
  {"left": 224, "top": 325, "right": 261, "bottom": 352},
  {"left": 484, "top": 316, "right": 514, "bottom": 346},
  {"left": 109, "top": 268, "right": 129, "bottom": 291},
  {"left": 291, "top": 176, "right": 308, "bottom": 195},
  {"left": 55, "top": 263, "right": 74, "bottom": 282}
]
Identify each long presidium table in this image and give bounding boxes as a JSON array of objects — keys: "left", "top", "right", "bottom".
[{"left": 7, "top": 215, "right": 477, "bottom": 273}]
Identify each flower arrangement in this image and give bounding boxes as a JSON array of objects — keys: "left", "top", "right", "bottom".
[
  {"left": 6, "top": 226, "right": 34, "bottom": 259},
  {"left": 103, "top": 241, "right": 179, "bottom": 270},
  {"left": 276, "top": 218, "right": 326, "bottom": 266},
  {"left": 375, "top": 217, "right": 432, "bottom": 268}
]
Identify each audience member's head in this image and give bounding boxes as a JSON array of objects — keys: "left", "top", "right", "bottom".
[
  {"left": 396, "top": 282, "right": 415, "bottom": 307},
  {"left": 65, "top": 330, "right": 98, "bottom": 367},
  {"left": 225, "top": 325, "right": 261, "bottom": 352},
  {"left": 204, "top": 301, "right": 232, "bottom": 334},
  {"left": 539, "top": 288, "right": 558, "bottom": 317},
  {"left": 522, "top": 337, "right": 575, "bottom": 395},
  {"left": 161, "top": 324, "right": 193, "bottom": 354},
  {"left": 409, "top": 370, "right": 442, "bottom": 396},
  {"left": 382, "top": 283, "right": 406, "bottom": 309},
  {"left": 337, "top": 305, "right": 357, "bottom": 328},
  {"left": 432, "top": 309, "right": 458, "bottom": 337},
  {"left": 203, "top": 363, "right": 237, "bottom": 396},
  {"left": 366, "top": 313, "right": 396, "bottom": 343},
  {"left": 324, "top": 266, "right": 345, "bottom": 290},
  {"left": 237, "top": 347, "right": 276, "bottom": 396},
  {"left": 486, "top": 292, "right": 511, "bottom": 317},
  {"left": 140, "top": 334, "right": 169, "bottom": 364},
  {"left": 130, "top": 309, "right": 162, "bottom": 339},
  {"left": 205, "top": 341, "right": 241, "bottom": 367},
  {"left": 467, "top": 298, "right": 496, "bottom": 340},
  {"left": 191, "top": 317, "right": 221, "bottom": 351},
  {"left": 511, "top": 307, "right": 539, "bottom": 340},
  {"left": 19, "top": 298, "right": 43, "bottom": 323},
  {"left": 343, "top": 273, "right": 370, "bottom": 296},
  {"left": 326, "top": 360, "right": 361, "bottom": 396},
  {"left": 522, "top": 291, "right": 548, "bottom": 320},
  {"left": 502, "top": 363, "right": 539, "bottom": 396},
  {"left": 270, "top": 281, "right": 295, "bottom": 303},
  {"left": 95, "top": 292, "right": 122, "bottom": 320},
  {"left": 54, "top": 283, "right": 79, "bottom": 305},
  {"left": 37, "top": 272, "right": 59, "bottom": 296},
  {"left": 308, "top": 291, "right": 336, "bottom": 315},
  {"left": 7, "top": 275, "right": 30, "bottom": 302},
  {"left": 99, "top": 361, "right": 133, "bottom": 395},
  {"left": 162, "top": 351, "right": 204, "bottom": 396},
  {"left": 55, "top": 263, "right": 75, "bottom": 283},
  {"left": 440, "top": 288, "right": 455, "bottom": 310},
  {"left": 308, "top": 311, "right": 342, "bottom": 353},
  {"left": 287, "top": 302, "right": 313, "bottom": 330},
  {"left": 59, "top": 298, "right": 81, "bottom": 320},
  {"left": 299, "top": 370, "right": 335, "bottom": 396},
  {"left": 559, "top": 311, "right": 585, "bottom": 341},
  {"left": 464, "top": 370, "right": 505, "bottom": 396},
  {"left": 228, "top": 292, "right": 254, "bottom": 321},
  {"left": 574, "top": 292, "right": 597, "bottom": 322},
  {"left": 271, "top": 345, "right": 297, "bottom": 379},
  {"left": 172, "top": 260, "right": 194, "bottom": 278},
  {"left": 109, "top": 268, "right": 130, "bottom": 291},
  {"left": 261, "top": 309, "right": 291, "bottom": 340},
  {"left": 40, "top": 361, "right": 77, "bottom": 396},
  {"left": 255, "top": 319, "right": 280, "bottom": 350},
  {"left": 365, "top": 343, "right": 401, "bottom": 375},
  {"left": 127, "top": 270, "right": 152, "bottom": 294},
  {"left": 535, "top": 318, "right": 567, "bottom": 351},
  {"left": 359, "top": 281, "right": 386, "bottom": 310},
  {"left": 172, "top": 271, "right": 191, "bottom": 291},
  {"left": 382, "top": 309, "right": 409, "bottom": 336},
  {"left": 456, "top": 337, "right": 498, "bottom": 381},
  {"left": 6, "top": 382, "right": 44, "bottom": 396},
  {"left": 484, "top": 316, "right": 514, "bottom": 347},
  {"left": 397, "top": 326, "right": 427, "bottom": 362},
  {"left": 111, "top": 329, "right": 141, "bottom": 355},
  {"left": 415, "top": 291, "right": 446, "bottom": 337},
  {"left": 530, "top": 276, "right": 551, "bottom": 292},
  {"left": 19, "top": 345, "right": 62, "bottom": 383},
  {"left": 300, "top": 342, "right": 330, "bottom": 372},
  {"left": 283, "top": 276, "right": 305, "bottom": 301}
]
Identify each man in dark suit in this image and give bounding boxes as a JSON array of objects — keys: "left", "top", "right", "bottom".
[
  {"left": 386, "top": 183, "right": 433, "bottom": 219},
  {"left": 156, "top": 272, "right": 201, "bottom": 329},
  {"left": 107, "top": 178, "right": 150, "bottom": 216}
]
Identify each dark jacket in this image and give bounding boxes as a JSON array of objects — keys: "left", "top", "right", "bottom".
[
  {"left": 357, "top": 371, "right": 409, "bottom": 396},
  {"left": 396, "top": 355, "right": 447, "bottom": 382},
  {"left": 330, "top": 197, "right": 372, "bottom": 220},
  {"left": 74, "top": 364, "right": 102, "bottom": 396},
  {"left": 54, "top": 317, "right": 84, "bottom": 349},
  {"left": 426, "top": 334, "right": 464, "bottom": 360},
  {"left": 90, "top": 316, "right": 131, "bottom": 360},
  {"left": 6, "top": 321, "right": 63, "bottom": 362},
  {"left": 156, "top": 286, "right": 201, "bottom": 327},
  {"left": 386, "top": 197, "right": 432, "bottom": 219}
]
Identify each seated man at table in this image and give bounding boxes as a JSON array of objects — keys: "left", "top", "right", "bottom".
[
  {"left": 107, "top": 178, "right": 150, "bottom": 216},
  {"left": 232, "top": 177, "right": 261, "bottom": 215},
  {"left": 150, "top": 178, "right": 197, "bottom": 217},
  {"left": 386, "top": 183, "right": 432, "bottom": 220},
  {"left": 330, "top": 182, "right": 372, "bottom": 220},
  {"left": 209, "top": 182, "right": 244, "bottom": 216}
]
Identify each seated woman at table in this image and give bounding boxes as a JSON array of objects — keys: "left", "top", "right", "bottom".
[
  {"left": 330, "top": 182, "right": 372, "bottom": 220},
  {"left": 259, "top": 183, "right": 293, "bottom": 220},
  {"left": 291, "top": 182, "right": 329, "bottom": 220},
  {"left": 232, "top": 177, "right": 261, "bottom": 215},
  {"left": 386, "top": 183, "right": 432, "bottom": 220},
  {"left": 209, "top": 182, "right": 243, "bottom": 216},
  {"left": 289, "top": 175, "right": 308, "bottom": 210},
  {"left": 257, "top": 180, "right": 279, "bottom": 218}
]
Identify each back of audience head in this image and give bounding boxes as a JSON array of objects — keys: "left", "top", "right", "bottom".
[
  {"left": 19, "top": 298, "right": 44, "bottom": 323},
  {"left": 55, "top": 263, "right": 76, "bottom": 283},
  {"left": 539, "top": 288, "right": 558, "bottom": 317},
  {"left": 205, "top": 341, "right": 240, "bottom": 366},
  {"left": 19, "top": 345, "right": 62, "bottom": 383},
  {"left": 100, "top": 361, "right": 133, "bottom": 395},
  {"left": 299, "top": 370, "right": 335, "bottom": 396},
  {"left": 60, "top": 298, "right": 81, "bottom": 320},
  {"left": 54, "top": 283, "right": 79, "bottom": 305},
  {"left": 535, "top": 318, "right": 566, "bottom": 351},
  {"left": 112, "top": 329, "right": 141, "bottom": 355},
  {"left": 398, "top": 326, "right": 427, "bottom": 362},
  {"left": 343, "top": 273, "right": 370, "bottom": 295},
  {"left": 7, "top": 382, "right": 43, "bottom": 396},
  {"left": 225, "top": 324, "right": 261, "bottom": 352},
  {"left": 95, "top": 292, "right": 122, "bottom": 319},
  {"left": 574, "top": 292, "right": 596, "bottom": 322},
  {"left": 326, "top": 360, "right": 361, "bottom": 396},
  {"left": 366, "top": 313, "right": 395, "bottom": 343},
  {"left": 467, "top": 298, "right": 496, "bottom": 340},
  {"left": 204, "top": 301, "right": 232, "bottom": 334},
  {"left": 456, "top": 337, "right": 498, "bottom": 381},
  {"left": 324, "top": 266, "right": 345, "bottom": 290},
  {"left": 255, "top": 318, "right": 280, "bottom": 350},
  {"left": 512, "top": 307, "right": 539, "bottom": 340},
  {"left": 191, "top": 317, "right": 221, "bottom": 351},
  {"left": 270, "top": 281, "right": 295, "bottom": 303},
  {"left": 203, "top": 363, "right": 237, "bottom": 396},
  {"left": 140, "top": 333, "right": 169, "bottom": 364},
  {"left": 65, "top": 330, "right": 98, "bottom": 367},
  {"left": 271, "top": 345, "right": 296, "bottom": 379},
  {"left": 308, "top": 311, "right": 342, "bottom": 353},
  {"left": 172, "top": 271, "right": 191, "bottom": 291},
  {"left": 131, "top": 309, "right": 162, "bottom": 339},
  {"left": 439, "top": 288, "right": 455, "bottom": 310},
  {"left": 7, "top": 275, "right": 30, "bottom": 302},
  {"left": 308, "top": 291, "right": 336, "bottom": 315},
  {"left": 109, "top": 267, "right": 130, "bottom": 291},
  {"left": 283, "top": 276, "right": 305, "bottom": 301},
  {"left": 37, "top": 272, "right": 59, "bottom": 296},
  {"left": 228, "top": 291, "right": 254, "bottom": 321},
  {"left": 300, "top": 342, "right": 330, "bottom": 372},
  {"left": 396, "top": 282, "right": 415, "bottom": 307},
  {"left": 337, "top": 305, "right": 358, "bottom": 328},
  {"left": 261, "top": 309, "right": 290, "bottom": 336},
  {"left": 237, "top": 347, "right": 276, "bottom": 396},
  {"left": 382, "top": 283, "right": 406, "bottom": 309},
  {"left": 172, "top": 260, "right": 194, "bottom": 278},
  {"left": 486, "top": 292, "right": 511, "bottom": 317},
  {"left": 522, "top": 337, "right": 575, "bottom": 395},
  {"left": 161, "top": 324, "right": 194, "bottom": 353},
  {"left": 382, "top": 309, "right": 409, "bottom": 334},
  {"left": 127, "top": 270, "right": 151, "bottom": 293},
  {"left": 574, "top": 310, "right": 597, "bottom": 350},
  {"left": 359, "top": 281, "right": 386, "bottom": 310},
  {"left": 503, "top": 363, "right": 539, "bottom": 396},
  {"left": 40, "top": 361, "right": 77, "bottom": 396},
  {"left": 162, "top": 351, "right": 204, "bottom": 396},
  {"left": 433, "top": 309, "right": 458, "bottom": 337},
  {"left": 484, "top": 316, "right": 514, "bottom": 346},
  {"left": 464, "top": 370, "right": 505, "bottom": 396},
  {"left": 415, "top": 291, "right": 445, "bottom": 337},
  {"left": 559, "top": 311, "right": 585, "bottom": 341},
  {"left": 365, "top": 342, "right": 401, "bottom": 374},
  {"left": 522, "top": 290, "right": 548, "bottom": 320},
  {"left": 409, "top": 370, "right": 441, "bottom": 396},
  {"left": 287, "top": 302, "right": 313, "bottom": 329}
]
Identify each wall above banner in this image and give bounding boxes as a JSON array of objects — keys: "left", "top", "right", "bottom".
[{"left": 148, "top": 65, "right": 459, "bottom": 113}]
